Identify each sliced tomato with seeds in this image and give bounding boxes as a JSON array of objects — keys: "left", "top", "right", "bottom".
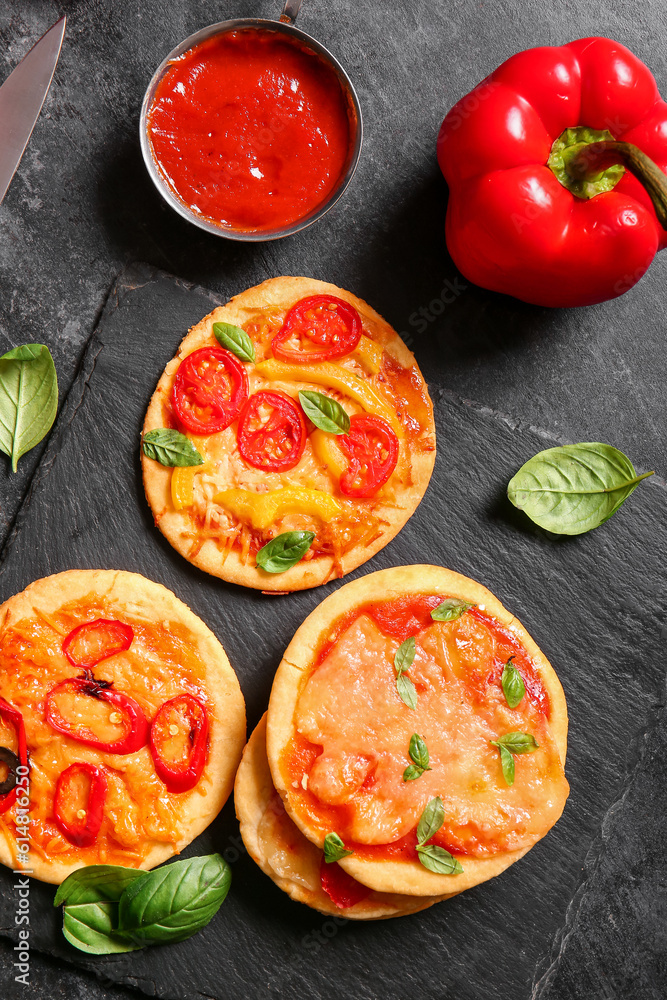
[
  {"left": 272, "top": 295, "right": 362, "bottom": 363},
  {"left": 338, "top": 414, "right": 399, "bottom": 497},
  {"left": 319, "top": 856, "right": 371, "bottom": 909},
  {"left": 172, "top": 346, "right": 249, "bottom": 435},
  {"left": 53, "top": 762, "right": 107, "bottom": 848},
  {"left": 237, "top": 390, "right": 306, "bottom": 472}
]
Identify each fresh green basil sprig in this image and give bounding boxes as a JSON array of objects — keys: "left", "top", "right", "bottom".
[
  {"left": 403, "top": 733, "right": 432, "bottom": 781},
  {"left": 394, "top": 636, "right": 417, "bottom": 709},
  {"left": 256, "top": 530, "right": 315, "bottom": 573},
  {"left": 490, "top": 732, "right": 539, "bottom": 785},
  {"left": 212, "top": 321, "right": 255, "bottom": 363},
  {"left": 415, "top": 797, "right": 463, "bottom": 875},
  {"left": 500, "top": 657, "right": 526, "bottom": 709},
  {"left": 0, "top": 344, "right": 58, "bottom": 472},
  {"left": 142, "top": 428, "right": 204, "bottom": 467},
  {"left": 298, "top": 390, "right": 350, "bottom": 434},
  {"left": 431, "top": 598, "right": 474, "bottom": 622},
  {"left": 507, "top": 442, "right": 654, "bottom": 535},
  {"left": 323, "top": 832, "right": 353, "bottom": 864},
  {"left": 55, "top": 855, "right": 231, "bottom": 955}
]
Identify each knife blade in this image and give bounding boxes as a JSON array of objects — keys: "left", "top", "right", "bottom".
[{"left": 0, "top": 16, "right": 66, "bottom": 205}]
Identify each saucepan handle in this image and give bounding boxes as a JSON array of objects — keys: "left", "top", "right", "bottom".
[{"left": 280, "top": 0, "right": 304, "bottom": 24}]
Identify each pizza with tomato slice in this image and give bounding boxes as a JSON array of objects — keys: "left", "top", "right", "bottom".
[
  {"left": 235, "top": 713, "right": 456, "bottom": 918},
  {"left": 266, "top": 565, "right": 569, "bottom": 898},
  {"left": 141, "top": 277, "right": 436, "bottom": 591},
  {"left": 0, "top": 570, "right": 246, "bottom": 884}
]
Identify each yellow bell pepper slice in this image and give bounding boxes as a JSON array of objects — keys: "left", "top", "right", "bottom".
[
  {"left": 310, "top": 429, "right": 348, "bottom": 479},
  {"left": 214, "top": 486, "right": 341, "bottom": 531},
  {"left": 352, "top": 335, "right": 383, "bottom": 374},
  {"left": 171, "top": 464, "right": 208, "bottom": 510},
  {"left": 255, "top": 359, "right": 402, "bottom": 437}
]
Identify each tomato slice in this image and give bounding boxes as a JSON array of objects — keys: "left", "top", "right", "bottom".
[
  {"left": 237, "top": 390, "right": 306, "bottom": 472},
  {"left": 172, "top": 346, "right": 249, "bottom": 435},
  {"left": 338, "top": 415, "right": 399, "bottom": 497},
  {"left": 271, "top": 295, "right": 362, "bottom": 363},
  {"left": 62, "top": 619, "right": 134, "bottom": 668},
  {"left": 319, "top": 856, "right": 371, "bottom": 909}
]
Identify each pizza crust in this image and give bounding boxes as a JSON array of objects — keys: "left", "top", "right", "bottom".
[
  {"left": 235, "top": 714, "right": 453, "bottom": 919},
  {"left": 266, "top": 564, "right": 568, "bottom": 897},
  {"left": 0, "top": 570, "right": 246, "bottom": 884},
  {"left": 141, "top": 276, "right": 436, "bottom": 591}
]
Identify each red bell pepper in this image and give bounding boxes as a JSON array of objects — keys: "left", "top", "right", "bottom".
[
  {"left": 437, "top": 37, "right": 667, "bottom": 306},
  {"left": 319, "top": 856, "right": 371, "bottom": 909},
  {"left": 45, "top": 673, "right": 149, "bottom": 755},
  {"left": 53, "top": 762, "right": 107, "bottom": 848},
  {"left": 0, "top": 697, "right": 28, "bottom": 814},
  {"left": 149, "top": 694, "right": 209, "bottom": 793},
  {"left": 62, "top": 618, "right": 134, "bottom": 668}
]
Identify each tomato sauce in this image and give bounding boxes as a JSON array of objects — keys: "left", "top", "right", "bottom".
[{"left": 147, "top": 28, "right": 352, "bottom": 233}]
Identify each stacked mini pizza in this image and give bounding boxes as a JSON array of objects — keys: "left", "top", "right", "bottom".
[{"left": 236, "top": 565, "right": 569, "bottom": 918}]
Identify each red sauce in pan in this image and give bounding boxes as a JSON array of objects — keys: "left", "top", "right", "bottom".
[{"left": 146, "top": 28, "right": 352, "bottom": 233}]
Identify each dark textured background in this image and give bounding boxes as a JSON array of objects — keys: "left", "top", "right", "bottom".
[{"left": 0, "top": 2, "right": 665, "bottom": 998}]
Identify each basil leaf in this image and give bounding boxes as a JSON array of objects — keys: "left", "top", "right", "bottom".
[
  {"left": 396, "top": 673, "right": 417, "bottom": 710},
  {"left": 497, "top": 744, "right": 515, "bottom": 785},
  {"left": 62, "top": 901, "right": 142, "bottom": 954},
  {"left": 298, "top": 390, "right": 350, "bottom": 435},
  {"left": 118, "top": 854, "right": 231, "bottom": 945},
  {"left": 394, "top": 636, "right": 416, "bottom": 675},
  {"left": 213, "top": 321, "right": 255, "bottom": 363},
  {"left": 501, "top": 658, "right": 526, "bottom": 709},
  {"left": 55, "top": 865, "right": 144, "bottom": 907},
  {"left": 408, "top": 733, "right": 430, "bottom": 771},
  {"left": 256, "top": 531, "right": 315, "bottom": 573},
  {"left": 416, "top": 796, "right": 445, "bottom": 845},
  {"left": 323, "top": 832, "right": 353, "bottom": 863},
  {"left": 507, "top": 442, "right": 654, "bottom": 535},
  {"left": 142, "top": 428, "right": 204, "bottom": 467},
  {"left": 403, "top": 763, "right": 425, "bottom": 781},
  {"left": 0, "top": 343, "right": 58, "bottom": 472},
  {"left": 493, "top": 731, "right": 539, "bottom": 754},
  {"left": 431, "top": 598, "right": 474, "bottom": 622},
  {"left": 416, "top": 844, "right": 464, "bottom": 875}
]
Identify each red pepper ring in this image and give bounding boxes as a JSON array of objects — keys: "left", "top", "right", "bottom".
[
  {"left": 319, "top": 856, "right": 371, "bottom": 909},
  {"left": 149, "top": 694, "right": 209, "bottom": 794},
  {"left": 0, "top": 697, "right": 29, "bottom": 815},
  {"left": 172, "top": 346, "right": 249, "bottom": 435},
  {"left": 45, "top": 674, "right": 149, "bottom": 755},
  {"left": 271, "top": 295, "right": 362, "bottom": 363},
  {"left": 54, "top": 762, "right": 107, "bottom": 848},
  {"left": 237, "top": 390, "right": 307, "bottom": 472},
  {"left": 62, "top": 618, "right": 134, "bottom": 669},
  {"left": 338, "top": 414, "right": 399, "bottom": 498}
]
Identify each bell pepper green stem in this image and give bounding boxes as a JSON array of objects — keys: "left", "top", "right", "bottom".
[{"left": 567, "top": 140, "right": 667, "bottom": 230}]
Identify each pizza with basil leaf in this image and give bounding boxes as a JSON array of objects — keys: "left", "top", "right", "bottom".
[
  {"left": 0, "top": 570, "right": 246, "bottom": 884},
  {"left": 141, "top": 277, "right": 436, "bottom": 591}
]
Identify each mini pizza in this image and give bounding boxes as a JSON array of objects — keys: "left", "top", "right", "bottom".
[
  {"left": 235, "top": 714, "right": 456, "bottom": 919},
  {"left": 0, "top": 570, "right": 246, "bottom": 884},
  {"left": 141, "top": 277, "right": 436, "bottom": 592},
  {"left": 266, "top": 565, "right": 569, "bottom": 897}
]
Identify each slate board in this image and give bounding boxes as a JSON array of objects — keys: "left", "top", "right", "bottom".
[{"left": 0, "top": 264, "right": 665, "bottom": 1000}]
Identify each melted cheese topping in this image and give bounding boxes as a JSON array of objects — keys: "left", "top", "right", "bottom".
[
  {"left": 0, "top": 597, "right": 214, "bottom": 869},
  {"left": 160, "top": 307, "right": 434, "bottom": 567},
  {"left": 291, "top": 613, "right": 569, "bottom": 858}
]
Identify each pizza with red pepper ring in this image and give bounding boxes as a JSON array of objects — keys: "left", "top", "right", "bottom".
[
  {"left": 141, "top": 276, "right": 436, "bottom": 592},
  {"left": 0, "top": 570, "right": 246, "bottom": 884}
]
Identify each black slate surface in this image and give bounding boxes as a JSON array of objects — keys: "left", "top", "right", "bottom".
[{"left": 0, "top": 265, "right": 665, "bottom": 1000}]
